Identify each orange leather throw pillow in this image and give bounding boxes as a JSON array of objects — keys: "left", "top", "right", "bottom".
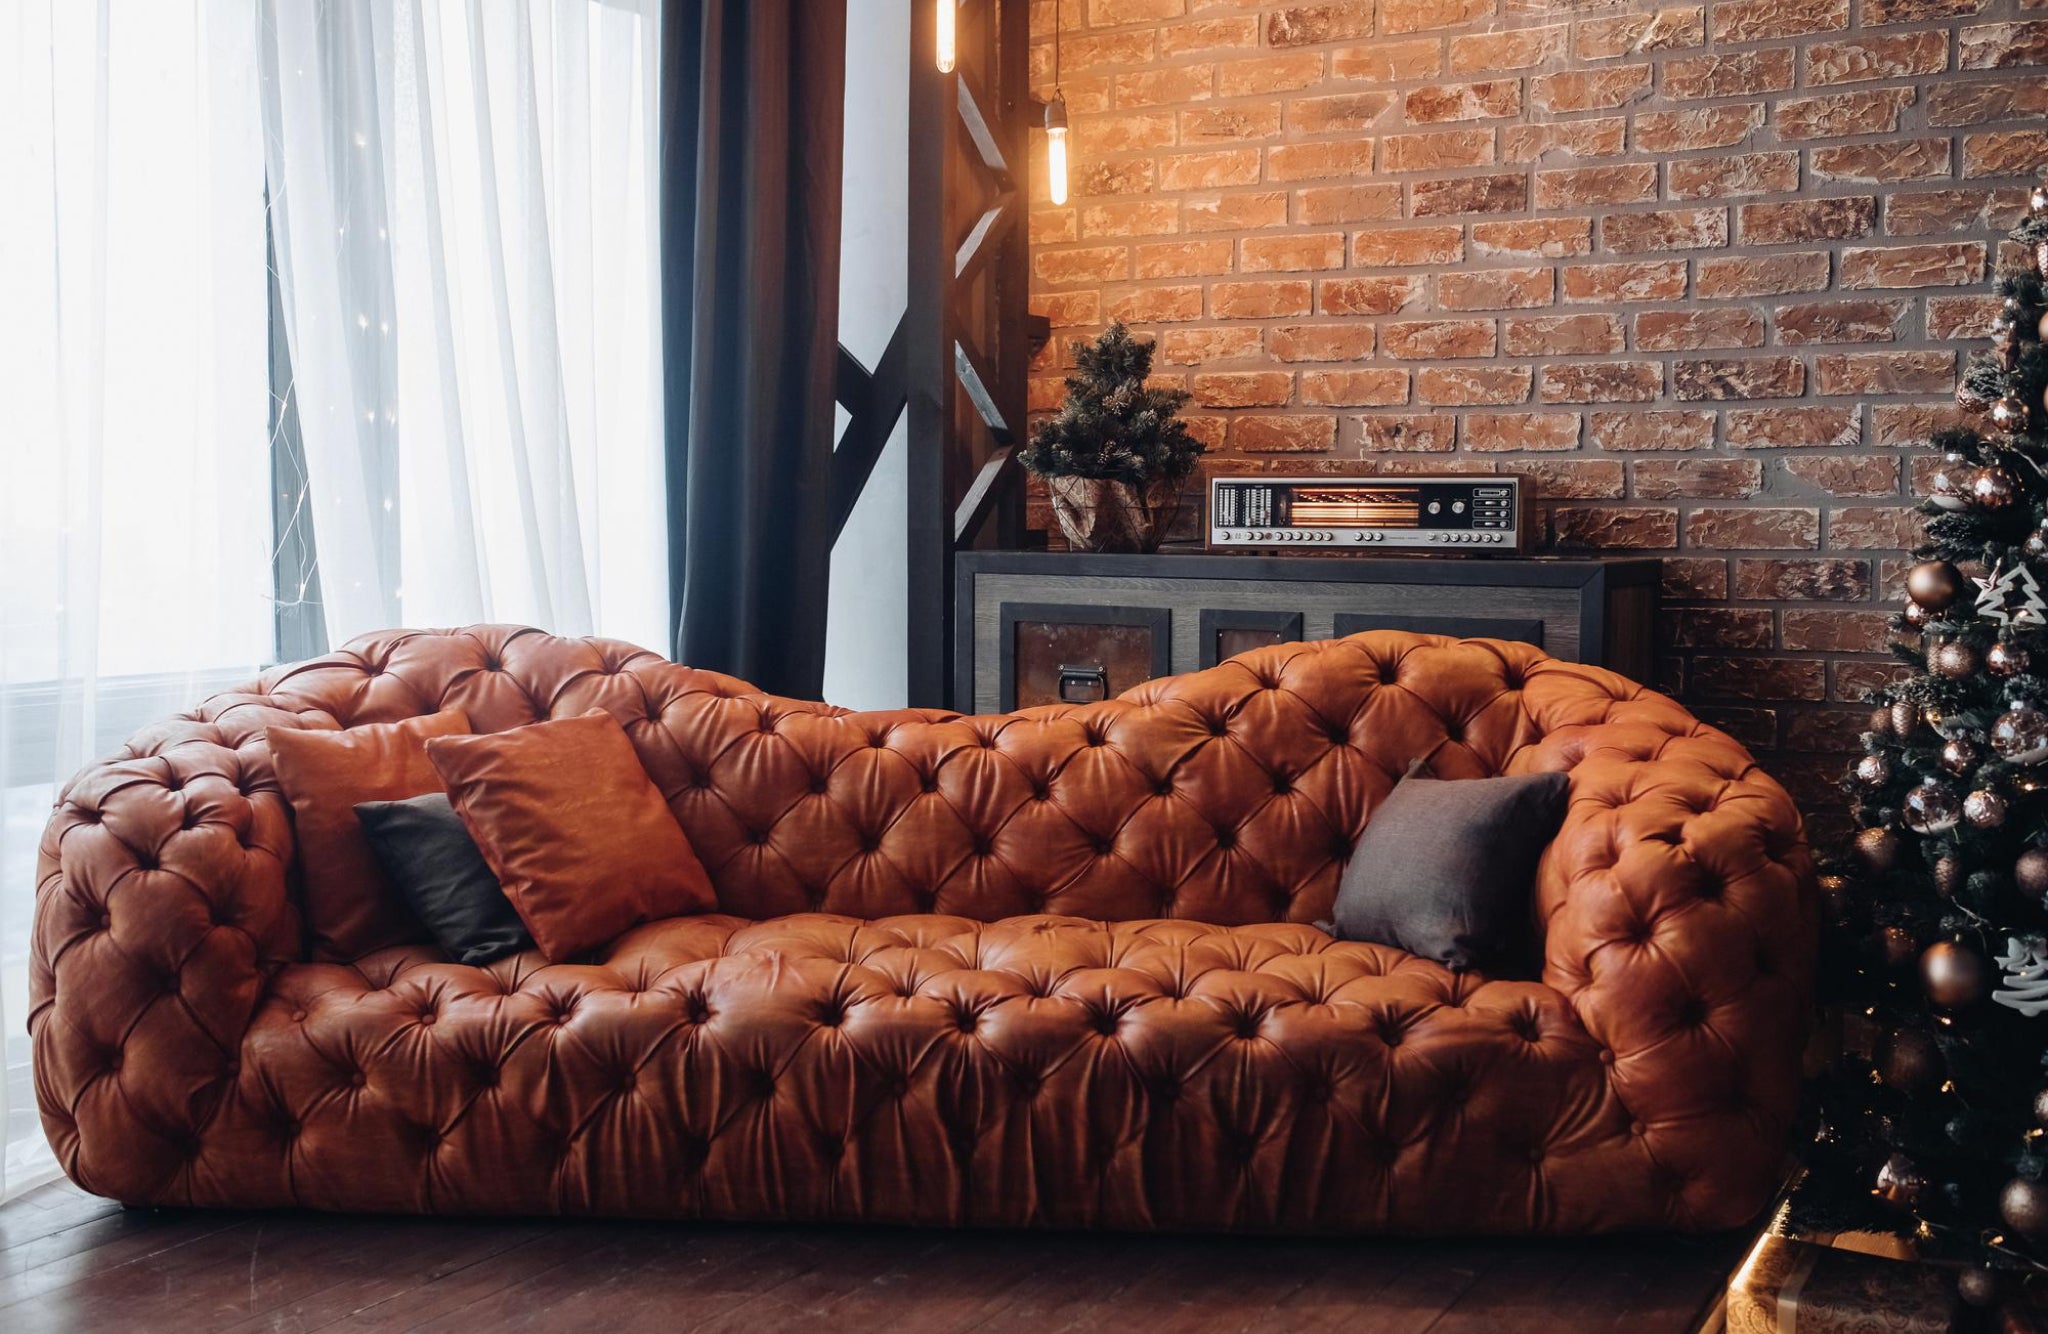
[
  {"left": 425, "top": 712, "right": 715, "bottom": 960},
  {"left": 269, "top": 708, "right": 471, "bottom": 961}
]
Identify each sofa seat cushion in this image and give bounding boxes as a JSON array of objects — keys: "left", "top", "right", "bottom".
[{"left": 203, "top": 912, "right": 1703, "bottom": 1232}]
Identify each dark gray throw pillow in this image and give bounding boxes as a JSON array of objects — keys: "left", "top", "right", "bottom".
[
  {"left": 354, "top": 793, "right": 533, "bottom": 965},
  {"left": 1329, "top": 772, "right": 1571, "bottom": 972}
]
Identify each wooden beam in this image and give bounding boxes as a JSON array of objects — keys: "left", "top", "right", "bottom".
[{"left": 829, "top": 318, "right": 909, "bottom": 544}]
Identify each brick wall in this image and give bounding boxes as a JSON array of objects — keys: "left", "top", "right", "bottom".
[{"left": 1022, "top": 0, "right": 2048, "bottom": 827}]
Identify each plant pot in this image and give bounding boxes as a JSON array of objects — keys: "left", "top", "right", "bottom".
[{"left": 1044, "top": 474, "right": 1182, "bottom": 553}]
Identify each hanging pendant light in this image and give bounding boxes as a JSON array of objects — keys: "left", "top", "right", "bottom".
[
  {"left": 936, "top": 0, "right": 955, "bottom": 73},
  {"left": 1044, "top": 95, "right": 1069, "bottom": 206},
  {"left": 1044, "top": 2, "right": 1067, "bottom": 205}
]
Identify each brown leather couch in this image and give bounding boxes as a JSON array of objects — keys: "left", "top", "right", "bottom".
[{"left": 31, "top": 626, "right": 1813, "bottom": 1232}]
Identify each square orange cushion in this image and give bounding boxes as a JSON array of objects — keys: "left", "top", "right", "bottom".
[
  {"left": 425, "top": 711, "right": 715, "bottom": 960},
  {"left": 268, "top": 708, "right": 470, "bottom": 960}
]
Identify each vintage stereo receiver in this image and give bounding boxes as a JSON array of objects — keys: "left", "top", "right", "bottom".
[{"left": 1206, "top": 474, "right": 1528, "bottom": 553}]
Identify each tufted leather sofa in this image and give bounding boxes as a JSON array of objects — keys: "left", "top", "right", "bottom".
[{"left": 31, "top": 625, "right": 1813, "bottom": 1233}]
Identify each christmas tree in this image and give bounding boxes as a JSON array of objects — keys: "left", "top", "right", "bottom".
[
  {"left": 1018, "top": 322, "right": 1201, "bottom": 485},
  {"left": 1808, "top": 179, "right": 2048, "bottom": 1313}
]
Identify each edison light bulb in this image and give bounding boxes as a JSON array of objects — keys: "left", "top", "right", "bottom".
[
  {"left": 936, "top": 0, "right": 955, "bottom": 73},
  {"left": 1045, "top": 95, "right": 1069, "bottom": 206}
]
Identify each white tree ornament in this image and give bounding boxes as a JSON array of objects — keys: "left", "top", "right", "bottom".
[
  {"left": 1975, "top": 560, "right": 2048, "bottom": 627},
  {"left": 1994, "top": 936, "right": 2048, "bottom": 1016}
]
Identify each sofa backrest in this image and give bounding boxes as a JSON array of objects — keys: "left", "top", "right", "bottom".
[{"left": 245, "top": 624, "right": 1674, "bottom": 927}]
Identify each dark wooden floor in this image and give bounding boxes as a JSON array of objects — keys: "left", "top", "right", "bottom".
[{"left": 0, "top": 1178, "right": 1746, "bottom": 1333}]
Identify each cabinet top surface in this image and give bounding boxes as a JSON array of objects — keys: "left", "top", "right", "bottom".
[{"left": 957, "top": 550, "right": 1660, "bottom": 586}]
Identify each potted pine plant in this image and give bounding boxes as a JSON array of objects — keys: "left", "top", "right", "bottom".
[{"left": 1019, "top": 322, "right": 1204, "bottom": 553}]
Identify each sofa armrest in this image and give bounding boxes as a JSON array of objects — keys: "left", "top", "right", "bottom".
[
  {"left": 1520, "top": 686, "right": 1815, "bottom": 1221},
  {"left": 29, "top": 692, "right": 314, "bottom": 1202}
]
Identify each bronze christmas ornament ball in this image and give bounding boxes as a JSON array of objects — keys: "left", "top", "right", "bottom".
[
  {"left": 1906, "top": 560, "right": 1967, "bottom": 610},
  {"left": 1973, "top": 463, "right": 2020, "bottom": 509},
  {"left": 1934, "top": 639, "right": 1982, "bottom": 680},
  {"left": 1903, "top": 778, "right": 1963, "bottom": 835},
  {"left": 1879, "top": 923, "right": 1919, "bottom": 969},
  {"left": 2001, "top": 1176, "right": 2048, "bottom": 1239},
  {"left": 1874, "top": 1152, "right": 1928, "bottom": 1209},
  {"left": 1880, "top": 1027, "right": 1943, "bottom": 1094},
  {"left": 1994, "top": 701, "right": 2048, "bottom": 765},
  {"left": 1929, "top": 453, "right": 1973, "bottom": 512},
  {"left": 1856, "top": 826, "right": 1904, "bottom": 874},
  {"left": 2017, "top": 847, "right": 2048, "bottom": 899},
  {"left": 1941, "top": 737, "right": 1980, "bottom": 775},
  {"left": 1921, "top": 940, "right": 1989, "bottom": 1009},
  {"left": 1958, "top": 1266, "right": 2001, "bottom": 1309},
  {"left": 2030, "top": 524, "right": 2048, "bottom": 560},
  {"left": 1819, "top": 873, "right": 1853, "bottom": 918},
  {"left": 1857, "top": 753, "right": 1893, "bottom": 786},
  {"left": 1991, "top": 396, "right": 2033, "bottom": 434},
  {"left": 1990, "top": 641, "right": 2031, "bottom": 677},
  {"left": 1965, "top": 789, "right": 2009, "bottom": 829}
]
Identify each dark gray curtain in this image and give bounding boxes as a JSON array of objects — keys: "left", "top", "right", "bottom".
[{"left": 661, "top": 0, "right": 847, "bottom": 697}]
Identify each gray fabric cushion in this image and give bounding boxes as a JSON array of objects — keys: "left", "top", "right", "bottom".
[
  {"left": 354, "top": 793, "right": 533, "bottom": 965},
  {"left": 1329, "top": 772, "right": 1571, "bottom": 972}
]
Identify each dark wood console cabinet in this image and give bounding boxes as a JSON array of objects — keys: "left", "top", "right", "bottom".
[{"left": 953, "top": 552, "right": 1658, "bottom": 714}]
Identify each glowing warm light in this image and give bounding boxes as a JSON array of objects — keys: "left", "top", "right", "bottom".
[
  {"left": 1045, "top": 95, "right": 1069, "bottom": 206},
  {"left": 936, "top": 0, "right": 955, "bottom": 72}
]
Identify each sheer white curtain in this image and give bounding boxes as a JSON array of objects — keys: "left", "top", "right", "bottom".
[
  {"left": 262, "top": 0, "right": 669, "bottom": 652},
  {"left": 0, "top": 0, "right": 273, "bottom": 1202}
]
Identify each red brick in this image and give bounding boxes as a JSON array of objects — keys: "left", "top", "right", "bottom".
[
  {"left": 1192, "top": 371, "right": 1294, "bottom": 408},
  {"left": 1298, "top": 369, "right": 1412, "bottom": 406},
  {"left": 1711, "top": 0, "right": 1849, "bottom": 42},
  {"left": 1518, "top": 460, "right": 1628, "bottom": 500},
  {"left": 1230, "top": 415, "right": 1338, "bottom": 453},
  {"left": 1379, "top": 129, "right": 1495, "bottom": 172},
  {"left": 1734, "top": 559, "right": 1870, "bottom": 601},
  {"left": 1266, "top": 140, "right": 1378, "bottom": 182},
  {"left": 1662, "top": 608, "right": 1777, "bottom": 650},
  {"left": 1633, "top": 105, "right": 1762, "bottom": 153},
  {"left": 1132, "top": 239, "right": 1233, "bottom": 279},
  {"left": 1529, "top": 65, "right": 1654, "bottom": 113},
  {"left": 1695, "top": 252, "right": 1830, "bottom": 298},
  {"left": 1589, "top": 409, "right": 1717, "bottom": 451},
  {"left": 1724, "top": 406, "right": 1861, "bottom": 450},
  {"left": 1114, "top": 64, "right": 1216, "bottom": 109},
  {"left": 1450, "top": 24, "right": 1568, "bottom": 73},
  {"left": 1814, "top": 350, "right": 1954, "bottom": 395},
  {"left": 1663, "top": 49, "right": 1795, "bottom": 98},
  {"left": 1438, "top": 266, "right": 1556, "bottom": 310},
  {"left": 1674, "top": 357, "right": 1806, "bottom": 400},
  {"left": 1381, "top": 319, "right": 1497, "bottom": 360},
  {"left": 1807, "top": 31, "right": 1950, "bottom": 84},
  {"left": 1216, "top": 53, "right": 1326, "bottom": 97},
  {"left": 1317, "top": 276, "right": 1425, "bottom": 316},
  {"left": 1540, "top": 362, "right": 1663, "bottom": 403},
  {"left": 1412, "top": 173, "right": 1528, "bottom": 216},
  {"left": 1959, "top": 22, "right": 2048, "bottom": 70},
  {"left": 1886, "top": 187, "right": 2024, "bottom": 235},
  {"left": 1075, "top": 160, "right": 1156, "bottom": 197},
  {"left": 1266, "top": 4, "right": 1374, "bottom": 47},
  {"left": 1182, "top": 104, "right": 1283, "bottom": 143},
  {"left": 1602, "top": 206, "right": 1729, "bottom": 253},
  {"left": 1356, "top": 413, "right": 1458, "bottom": 452},
  {"left": 1158, "top": 150, "right": 1261, "bottom": 192},
  {"left": 1157, "top": 326, "right": 1265, "bottom": 365},
  {"left": 1241, "top": 233, "right": 1346, "bottom": 272},
  {"left": 1183, "top": 192, "right": 1290, "bottom": 232},
  {"left": 1667, "top": 152, "right": 1801, "bottom": 200},
  {"left": 1352, "top": 226, "right": 1465, "bottom": 267},
  {"left": 1330, "top": 39, "right": 1444, "bottom": 82},
  {"left": 1551, "top": 506, "right": 1680, "bottom": 549},
  {"left": 1810, "top": 140, "right": 1953, "bottom": 183},
  {"left": 1928, "top": 76, "right": 2048, "bottom": 127},
  {"left": 1503, "top": 313, "right": 1625, "bottom": 356},
  {"left": 1501, "top": 119, "right": 1628, "bottom": 164},
  {"left": 1159, "top": 16, "right": 1260, "bottom": 57},
  {"left": 1635, "top": 459, "right": 1765, "bottom": 499},
  {"left": 1379, "top": 0, "right": 1492, "bottom": 35},
  {"left": 1927, "top": 294, "right": 2002, "bottom": 339},
  {"left": 1405, "top": 80, "right": 1524, "bottom": 123},
  {"left": 1292, "top": 184, "right": 1405, "bottom": 224},
  {"left": 1687, "top": 507, "right": 1820, "bottom": 550},
  {"left": 1736, "top": 197, "right": 1876, "bottom": 244},
  {"left": 1576, "top": 7, "right": 1706, "bottom": 60},
  {"left": 1081, "top": 200, "right": 1180, "bottom": 239},
  {"left": 1690, "top": 657, "right": 1827, "bottom": 702},
  {"left": 1077, "top": 111, "right": 1179, "bottom": 155},
  {"left": 1773, "top": 299, "right": 1906, "bottom": 344},
  {"left": 1265, "top": 324, "right": 1375, "bottom": 362},
  {"left": 1034, "top": 245, "right": 1132, "bottom": 285},
  {"left": 1415, "top": 366, "right": 1535, "bottom": 405},
  {"left": 1839, "top": 242, "right": 1987, "bottom": 288},
  {"left": 1664, "top": 557, "right": 1732, "bottom": 599},
  {"left": 1461, "top": 412, "right": 1582, "bottom": 452},
  {"left": 1780, "top": 610, "right": 1895, "bottom": 653},
  {"left": 1776, "top": 88, "right": 1915, "bottom": 140},
  {"left": 1562, "top": 260, "right": 1689, "bottom": 303},
  {"left": 1828, "top": 507, "right": 1924, "bottom": 550},
  {"left": 1634, "top": 308, "right": 1766, "bottom": 351},
  {"left": 1210, "top": 280, "right": 1313, "bottom": 320},
  {"left": 1534, "top": 164, "right": 1659, "bottom": 208},
  {"left": 1784, "top": 454, "right": 1901, "bottom": 496},
  {"left": 1102, "top": 285, "right": 1204, "bottom": 323},
  {"left": 1471, "top": 218, "right": 1593, "bottom": 259},
  {"left": 1964, "top": 130, "right": 2048, "bottom": 178},
  {"left": 1284, "top": 92, "right": 1396, "bottom": 136}
]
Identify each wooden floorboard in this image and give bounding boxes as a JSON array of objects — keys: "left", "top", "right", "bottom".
[{"left": 0, "top": 1179, "right": 1747, "bottom": 1334}]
